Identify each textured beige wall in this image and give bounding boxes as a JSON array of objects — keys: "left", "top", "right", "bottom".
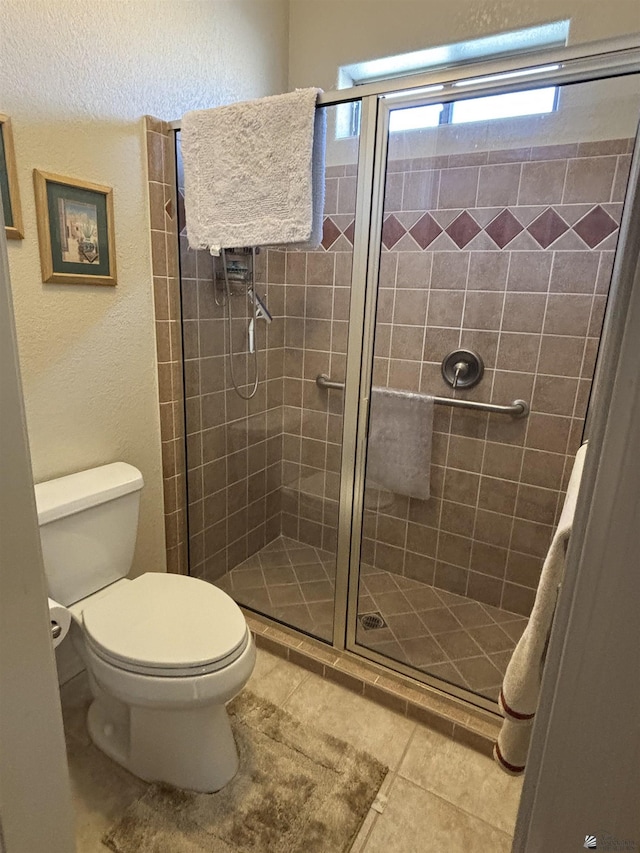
[
  {"left": 0, "top": 0, "right": 288, "bottom": 577},
  {"left": 289, "top": 0, "right": 640, "bottom": 90}
]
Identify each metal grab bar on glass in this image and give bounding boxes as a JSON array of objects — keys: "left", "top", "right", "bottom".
[{"left": 315, "top": 374, "right": 530, "bottom": 418}]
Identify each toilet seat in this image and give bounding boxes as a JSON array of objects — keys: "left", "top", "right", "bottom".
[
  {"left": 81, "top": 573, "right": 249, "bottom": 678},
  {"left": 84, "top": 630, "right": 250, "bottom": 677}
]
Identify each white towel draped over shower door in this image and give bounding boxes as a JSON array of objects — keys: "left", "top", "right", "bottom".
[
  {"left": 366, "top": 387, "right": 434, "bottom": 501},
  {"left": 181, "top": 87, "right": 326, "bottom": 255},
  {"left": 494, "top": 441, "right": 588, "bottom": 776}
]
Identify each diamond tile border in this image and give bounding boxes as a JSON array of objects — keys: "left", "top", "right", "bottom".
[
  {"left": 573, "top": 204, "right": 618, "bottom": 248},
  {"left": 382, "top": 213, "right": 407, "bottom": 249},
  {"left": 410, "top": 212, "right": 443, "bottom": 249},
  {"left": 319, "top": 202, "right": 620, "bottom": 253},
  {"left": 527, "top": 208, "right": 569, "bottom": 249},
  {"left": 446, "top": 211, "right": 482, "bottom": 249},
  {"left": 321, "top": 217, "right": 341, "bottom": 250},
  {"left": 485, "top": 209, "right": 524, "bottom": 249}
]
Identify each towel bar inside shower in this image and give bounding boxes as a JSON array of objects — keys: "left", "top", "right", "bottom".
[{"left": 315, "top": 374, "right": 529, "bottom": 419}]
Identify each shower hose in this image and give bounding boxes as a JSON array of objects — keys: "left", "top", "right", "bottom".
[{"left": 221, "top": 247, "right": 259, "bottom": 400}]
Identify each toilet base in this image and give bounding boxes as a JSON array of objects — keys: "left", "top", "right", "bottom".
[{"left": 87, "top": 695, "right": 240, "bottom": 793}]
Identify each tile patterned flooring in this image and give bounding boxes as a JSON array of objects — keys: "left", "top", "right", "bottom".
[
  {"left": 216, "top": 535, "right": 528, "bottom": 702},
  {"left": 62, "top": 648, "right": 523, "bottom": 852},
  {"left": 216, "top": 535, "right": 338, "bottom": 643}
]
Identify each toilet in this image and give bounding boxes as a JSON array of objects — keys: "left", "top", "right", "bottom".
[{"left": 35, "top": 461, "right": 255, "bottom": 793}]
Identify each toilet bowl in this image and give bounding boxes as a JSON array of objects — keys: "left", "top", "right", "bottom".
[
  {"left": 70, "top": 573, "right": 255, "bottom": 792},
  {"left": 35, "top": 463, "right": 255, "bottom": 793}
]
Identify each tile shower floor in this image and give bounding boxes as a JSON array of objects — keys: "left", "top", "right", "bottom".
[{"left": 216, "top": 535, "right": 528, "bottom": 702}]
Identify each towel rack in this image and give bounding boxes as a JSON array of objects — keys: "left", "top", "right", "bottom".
[{"left": 315, "top": 374, "right": 529, "bottom": 419}]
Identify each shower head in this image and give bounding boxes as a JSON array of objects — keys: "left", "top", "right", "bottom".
[{"left": 248, "top": 288, "right": 272, "bottom": 324}]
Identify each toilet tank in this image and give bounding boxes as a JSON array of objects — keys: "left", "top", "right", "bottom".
[{"left": 34, "top": 463, "right": 144, "bottom": 606}]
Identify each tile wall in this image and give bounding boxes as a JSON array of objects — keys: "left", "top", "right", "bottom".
[
  {"left": 279, "top": 223, "right": 355, "bottom": 554},
  {"left": 179, "top": 211, "right": 285, "bottom": 581},
  {"left": 177, "top": 138, "right": 357, "bottom": 579},
  {"left": 169, "top": 124, "right": 632, "bottom": 621},
  {"left": 178, "top": 238, "right": 354, "bottom": 578},
  {"left": 145, "top": 116, "right": 188, "bottom": 574},
  {"left": 178, "top": 238, "right": 353, "bottom": 577},
  {"left": 354, "top": 137, "right": 633, "bottom": 615}
]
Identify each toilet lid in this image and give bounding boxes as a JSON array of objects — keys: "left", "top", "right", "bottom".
[{"left": 82, "top": 573, "right": 248, "bottom": 674}]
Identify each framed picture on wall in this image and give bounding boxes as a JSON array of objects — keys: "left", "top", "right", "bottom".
[
  {"left": 1, "top": 114, "right": 24, "bottom": 240},
  {"left": 33, "top": 169, "right": 117, "bottom": 286}
]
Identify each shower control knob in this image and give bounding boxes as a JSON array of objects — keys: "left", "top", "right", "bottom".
[{"left": 441, "top": 349, "right": 484, "bottom": 389}]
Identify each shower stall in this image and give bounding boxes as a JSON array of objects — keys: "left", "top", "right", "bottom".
[{"left": 173, "top": 37, "right": 640, "bottom": 712}]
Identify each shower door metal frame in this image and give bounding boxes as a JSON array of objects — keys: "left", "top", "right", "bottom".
[
  {"left": 168, "top": 35, "right": 640, "bottom": 710},
  {"left": 330, "top": 95, "right": 382, "bottom": 647},
  {"left": 169, "top": 36, "right": 640, "bottom": 132},
  {"left": 331, "top": 38, "right": 640, "bottom": 712}
]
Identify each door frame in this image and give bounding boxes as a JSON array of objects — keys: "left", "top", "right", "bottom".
[{"left": 0, "top": 214, "right": 76, "bottom": 848}]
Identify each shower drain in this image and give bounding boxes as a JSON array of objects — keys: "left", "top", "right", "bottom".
[{"left": 358, "top": 611, "right": 387, "bottom": 631}]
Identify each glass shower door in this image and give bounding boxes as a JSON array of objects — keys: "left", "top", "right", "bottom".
[
  {"left": 179, "top": 103, "right": 361, "bottom": 644},
  {"left": 348, "top": 74, "right": 640, "bottom": 705}
]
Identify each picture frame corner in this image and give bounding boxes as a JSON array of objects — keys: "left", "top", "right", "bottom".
[{"left": 1, "top": 114, "right": 25, "bottom": 240}]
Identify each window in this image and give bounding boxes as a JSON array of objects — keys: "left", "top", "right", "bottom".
[
  {"left": 388, "top": 86, "right": 559, "bottom": 132},
  {"left": 336, "top": 21, "right": 569, "bottom": 138}
]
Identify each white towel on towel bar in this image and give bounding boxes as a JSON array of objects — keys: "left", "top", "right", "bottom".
[
  {"left": 494, "top": 441, "right": 588, "bottom": 775},
  {"left": 366, "top": 387, "right": 434, "bottom": 501},
  {"left": 181, "top": 88, "right": 325, "bottom": 254}
]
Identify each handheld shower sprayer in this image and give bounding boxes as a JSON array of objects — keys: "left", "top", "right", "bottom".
[
  {"left": 248, "top": 288, "right": 273, "bottom": 324},
  {"left": 217, "top": 247, "right": 272, "bottom": 399},
  {"left": 247, "top": 288, "right": 272, "bottom": 355}
]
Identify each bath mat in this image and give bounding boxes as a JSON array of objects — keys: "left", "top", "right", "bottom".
[{"left": 103, "top": 691, "right": 387, "bottom": 853}]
